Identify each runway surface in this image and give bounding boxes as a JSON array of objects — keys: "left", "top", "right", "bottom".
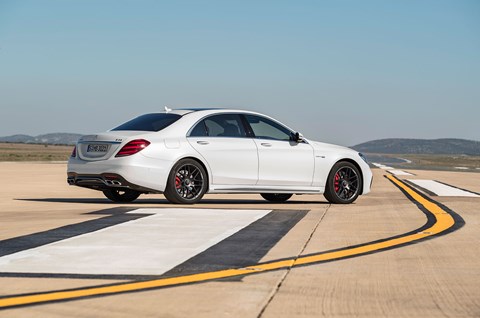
[{"left": 0, "top": 163, "right": 479, "bottom": 317}]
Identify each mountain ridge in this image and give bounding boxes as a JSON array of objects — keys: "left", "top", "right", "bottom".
[
  {"left": 0, "top": 133, "right": 83, "bottom": 145},
  {"left": 352, "top": 138, "right": 480, "bottom": 155}
]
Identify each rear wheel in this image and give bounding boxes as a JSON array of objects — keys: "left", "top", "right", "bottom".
[
  {"left": 164, "top": 159, "right": 208, "bottom": 204},
  {"left": 261, "top": 193, "right": 293, "bottom": 202},
  {"left": 324, "top": 161, "right": 362, "bottom": 204},
  {"left": 103, "top": 189, "right": 141, "bottom": 203}
]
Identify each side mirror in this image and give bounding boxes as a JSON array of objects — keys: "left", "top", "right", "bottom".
[{"left": 292, "top": 132, "right": 304, "bottom": 143}]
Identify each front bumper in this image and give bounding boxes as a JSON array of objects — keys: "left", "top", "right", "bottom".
[{"left": 359, "top": 160, "right": 373, "bottom": 195}]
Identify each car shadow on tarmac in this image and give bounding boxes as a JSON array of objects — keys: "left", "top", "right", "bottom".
[{"left": 16, "top": 198, "right": 329, "bottom": 205}]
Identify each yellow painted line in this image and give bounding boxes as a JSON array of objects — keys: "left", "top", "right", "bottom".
[
  {"left": 0, "top": 175, "right": 458, "bottom": 309},
  {"left": 296, "top": 175, "right": 456, "bottom": 266}
]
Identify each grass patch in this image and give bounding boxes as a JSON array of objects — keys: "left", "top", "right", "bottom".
[{"left": 0, "top": 143, "right": 72, "bottom": 162}]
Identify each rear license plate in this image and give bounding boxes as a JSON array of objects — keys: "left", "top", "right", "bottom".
[{"left": 87, "top": 144, "right": 109, "bottom": 152}]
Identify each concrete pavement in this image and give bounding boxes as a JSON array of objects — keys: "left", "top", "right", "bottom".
[{"left": 0, "top": 163, "right": 478, "bottom": 317}]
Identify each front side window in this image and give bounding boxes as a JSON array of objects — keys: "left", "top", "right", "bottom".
[
  {"left": 112, "top": 113, "right": 181, "bottom": 132},
  {"left": 245, "top": 115, "right": 292, "bottom": 141},
  {"left": 189, "top": 114, "right": 247, "bottom": 138}
]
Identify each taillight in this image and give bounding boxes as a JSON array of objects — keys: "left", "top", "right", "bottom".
[
  {"left": 71, "top": 146, "right": 77, "bottom": 158},
  {"left": 115, "top": 139, "right": 151, "bottom": 157}
]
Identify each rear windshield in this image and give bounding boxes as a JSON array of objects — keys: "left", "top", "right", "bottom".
[{"left": 111, "top": 113, "right": 181, "bottom": 132}]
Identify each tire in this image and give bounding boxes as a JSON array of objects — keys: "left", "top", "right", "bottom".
[
  {"left": 164, "top": 159, "right": 208, "bottom": 204},
  {"left": 103, "top": 189, "right": 141, "bottom": 203},
  {"left": 261, "top": 193, "right": 293, "bottom": 202},
  {"left": 324, "top": 161, "right": 362, "bottom": 204}
]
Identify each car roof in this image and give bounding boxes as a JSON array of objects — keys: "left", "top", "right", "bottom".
[
  {"left": 157, "top": 108, "right": 225, "bottom": 115},
  {"left": 162, "top": 108, "right": 259, "bottom": 116},
  {"left": 177, "top": 107, "right": 224, "bottom": 111}
]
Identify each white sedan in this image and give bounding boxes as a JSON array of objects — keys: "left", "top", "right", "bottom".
[{"left": 67, "top": 109, "right": 372, "bottom": 204}]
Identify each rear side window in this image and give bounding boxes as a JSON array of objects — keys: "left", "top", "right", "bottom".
[
  {"left": 189, "top": 120, "right": 208, "bottom": 136},
  {"left": 112, "top": 113, "right": 181, "bottom": 132},
  {"left": 189, "top": 114, "right": 247, "bottom": 138}
]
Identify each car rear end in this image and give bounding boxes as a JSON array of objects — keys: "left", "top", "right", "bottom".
[
  {"left": 68, "top": 132, "right": 165, "bottom": 193},
  {"left": 67, "top": 111, "right": 189, "bottom": 194}
]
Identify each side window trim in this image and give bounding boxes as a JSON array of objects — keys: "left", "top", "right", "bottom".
[
  {"left": 239, "top": 114, "right": 255, "bottom": 138},
  {"left": 199, "top": 120, "right": 209, "bottom": 136}
]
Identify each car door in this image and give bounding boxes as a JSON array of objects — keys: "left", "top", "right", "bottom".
[
  {"left": 243, "top": 114, "right": 315, "bottom": 186},
  {"left": 187, "top": 113, "right": 258, "bottom": 185}
]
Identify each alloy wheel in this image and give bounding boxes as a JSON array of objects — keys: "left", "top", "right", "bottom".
[
  {"left": 333, "top": 166, "right": 359, "bottom": 201},
  {"left": 174, "top": 164, "right": 205, "bottom": 201}
]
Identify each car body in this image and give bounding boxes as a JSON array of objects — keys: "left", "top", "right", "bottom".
[{"left": 67, "top": 108, "right": 372, "bottom": 204}]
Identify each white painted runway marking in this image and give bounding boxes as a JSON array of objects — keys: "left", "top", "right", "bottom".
[
  {"left": 372, "top": 163, "right": 396, "bottom": 169},
  {"left": 379, "top": 166, "right": 394, "bottom": 170},
  {"left": 388, "top": 169, "right": 414, "bottom": 176},
  {"left": 407, "top": 180, "right": 479, "bottom": 197},
  {"left": 0, "top": 209, "right": 270, "bottom": 276},
  {"left": 397, "top": 158, "right": 412, "bottom": 163}
]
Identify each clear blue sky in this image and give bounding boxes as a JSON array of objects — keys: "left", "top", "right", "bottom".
[{"left": 1, "top": 0, "right": 479, "bottom": 145}]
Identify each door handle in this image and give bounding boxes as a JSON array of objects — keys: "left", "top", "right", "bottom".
[
  {"left": 260, "top": 143, "right": 272, "bottom": 147},
  {"left": 196, "top": 141, "right": 209, "bottom": 145}
]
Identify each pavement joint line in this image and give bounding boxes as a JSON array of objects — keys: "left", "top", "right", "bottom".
[
  {"left": 0, "top": 175, "right": 462, "bottom": 310},
  {"left": 257, "top": 204, "right": 331, "bottom": 318}
]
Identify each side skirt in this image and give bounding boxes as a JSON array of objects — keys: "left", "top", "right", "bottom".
[{"left": 208, "top": 185, "right": 324, "bottom": 194}]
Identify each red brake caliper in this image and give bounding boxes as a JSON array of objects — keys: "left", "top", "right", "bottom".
[
  {"left": 334, "top": 173, "right": 340, "bottom": 192},
  {"left": 175, "top": 176, "right": 181, "bottom": 189}
]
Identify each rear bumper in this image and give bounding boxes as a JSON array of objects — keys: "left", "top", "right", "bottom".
[
  {"left": 67, "top": 154, "right": 172, "bottom": 193},
  {"left": 67, "top": 172, "right": 159, "bottom": 193}
]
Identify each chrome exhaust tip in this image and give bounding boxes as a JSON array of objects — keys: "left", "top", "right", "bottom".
[{"left": 104, "top": 179, "right": 122, "bottom": 186}]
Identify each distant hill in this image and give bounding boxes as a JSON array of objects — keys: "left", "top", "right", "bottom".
[
  {"left": 352, "top": 138, "right": 480, "bottom": 155},
  {"left": 0, "top": 133, "right": 82, "bottom": 145}
]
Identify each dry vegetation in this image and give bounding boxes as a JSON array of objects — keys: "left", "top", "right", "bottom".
[
  {"left": 1, "top": 143, "right": 478, "bottom": 172},
  {"left": 0, "top": 143, "right": 72, "bottom": 162}
]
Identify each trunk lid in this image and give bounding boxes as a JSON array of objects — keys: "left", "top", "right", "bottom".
[{"left": 77, "top": 131, "right": 146, "bottom": 161}]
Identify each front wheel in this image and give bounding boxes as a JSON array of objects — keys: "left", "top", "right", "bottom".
[
  {"left": 103, "top": 189, "right": 141, "bottom": 203},
  {"left": 261, "top": 193, "right": 293, "bottom": 202},
  {"left": 163, "top": 159, "right": 208, "bottom": 204},
  {"left": 324, "top": 161, "right": 362, "bottom": 204}
]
